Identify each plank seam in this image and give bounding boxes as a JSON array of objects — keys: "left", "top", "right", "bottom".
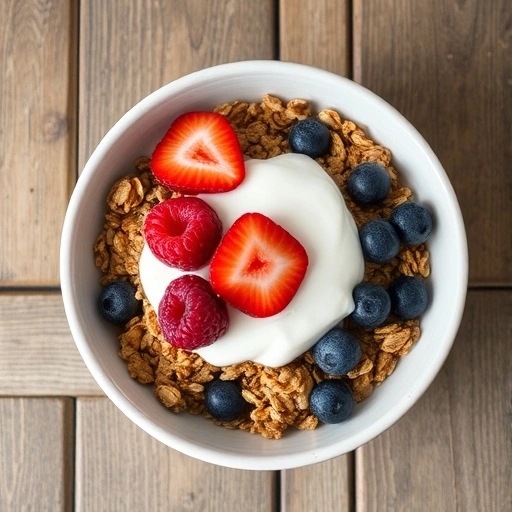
[
  {"left": 72, "top": 396, "right": 77, "bottom": 512},
  {"left": 74, "top": 0, "right": 81, "bottom": 185},
  {"left": 0, "top": 286, "right": 62, "bottom": 293},
  {"left": 279, "top": 469, "right": 286, "bottom": 512},
  {"left": 349, "top": 450, "right": 356, "bottom": 512},
  {"left": 347, "top": 0, "right": 354, "bottom": 80},
  {"left": 274, "top": 0, "right": 280, "bottom": 60}
]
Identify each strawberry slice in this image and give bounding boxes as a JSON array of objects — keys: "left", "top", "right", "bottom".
[
  {"left": 209, "top": 213, "right": 309, "bottom": 318},
  {"left": 151, "top": 111, "right": 245, "bottom": 194}
]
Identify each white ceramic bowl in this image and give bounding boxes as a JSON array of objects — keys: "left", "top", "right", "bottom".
[{"left": 60, "top": 61, "right": 468, "bottom": 470}]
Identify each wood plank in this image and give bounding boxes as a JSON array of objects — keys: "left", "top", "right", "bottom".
[
  {"left": 355, "top": 290, "right": 512, "bottom": 511},
  {"left": 279, "top": 0, "right": 350, "bottom": 76},
  {"left": 76, "top": 4, "right": 278, "bottom": 508},
  {"left": 76, "top": 397, "right": 276, "bottom": 511},
  {"left": 278, "top": 4, "right": 353, "bottom": 510},
  {"left": 353, "top": 0, "right": 512, "bottom": 286},
  {"left": 0, "top": 293, "right": 102, "bottom": 396},
  {"left": 0, "top": 398, "right": 74, "bottom": 511},
  {"left": 282, "top": 455, "right": 353, "bottom": 511},
  {"left": 78, "top": 0, "right": 276, "bottom": 171},
  {"left": 0, "top": 0, "right": 77, "bottom": 286}
]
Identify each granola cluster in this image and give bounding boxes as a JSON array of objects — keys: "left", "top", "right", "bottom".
[{"left": 94, "top": 95, "right": 430, "bottom": 439}]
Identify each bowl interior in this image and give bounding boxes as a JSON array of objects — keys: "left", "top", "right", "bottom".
[{"left": 61, "top": 61, "right": 467, "bottom": 470}]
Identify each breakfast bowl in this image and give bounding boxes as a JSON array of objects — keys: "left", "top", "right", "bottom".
[{"left": 60, "top": 60, "right": 468, "bottom": 470}]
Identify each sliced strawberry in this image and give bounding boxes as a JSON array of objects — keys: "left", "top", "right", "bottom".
[
  {"left": 209, "top": 213, "right": 309, "bottom": 318},
  {"left": 151, "top": 111, "right": 245, "bottom": 194}
]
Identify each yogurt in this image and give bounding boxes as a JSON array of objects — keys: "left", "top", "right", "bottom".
[{"left": 139, "top": 153, "right": 364, "bottom": 367}]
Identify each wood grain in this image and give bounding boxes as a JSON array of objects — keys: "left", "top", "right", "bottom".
[
  {"left": 356, "top": 291, "right": 512, "bottom": 511},
  {"left": 0, "top": 0, "right": 76, "bottom": 286},
  {"left": 0, "top": 398, "right": 74, "bottom": 511},
  {"left": 278, "top": 4, "right": 354, "bottom": 510},
  {"left": 353, "top": 0, "right": 512, "bottom": 286},
  {"left": 75, "top": 4, "right": 279, "bottom": 509},
  {"left": 76, "top": 397, "right": 276, "bottom": 512},
  {"left": 282, "top": 455, "right": 353, "bottom": 511},
  {"left": 0, "top": 293, "right": 101, "bottom": 396},
  {"left": 0, "top": 1, "right": 507, "bottom": 511},
  {"left": 78, "top": 0, "right": 275, "bottom": 171},
  {"left": 279, "top": 0, "right": 350, "bottom": 76}
]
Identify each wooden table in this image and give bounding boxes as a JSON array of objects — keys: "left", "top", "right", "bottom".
[{"left": 1, "top": 1, "right": 510, "bottom": 510}]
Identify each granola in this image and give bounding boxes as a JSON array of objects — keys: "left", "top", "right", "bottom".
[{"left": 94, "top": 95, "right": 430, "bottom": 439}]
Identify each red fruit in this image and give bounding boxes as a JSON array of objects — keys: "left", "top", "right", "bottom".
[
  {"left": 209, "top": 213, "right": 309, "bottom": 318},
  {"left": 144, "top": 197, "right": 222, "bottom": 271},
  {"left": 158, "top": 274, "right": 229, "bottom": 350},
  {"left": 151, "top": 111, "right": 245, "bottom": 194}
]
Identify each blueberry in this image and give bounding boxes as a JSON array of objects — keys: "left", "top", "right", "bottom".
[
  {"left": 204, "top": 380, "right": 245, "bottom": 422},
  {"left": 359, "top": 219, "right": 400, "bottom": 263},
  {"left": 288, "top": 118, "right": 330, "bottom": 158},
  {"left": 351, "top": 282, "right": 391, "bottom": 328},
  {"left": 389, "top": 201, "right": 433, "bottom": 245},
  {"left": 347, "top": 162, "right": 391, "bottom": 205},
  {"left": 388, "top": 276, "right": 429, "bottom": 319},
  {"left": 98, "top": 281, "right": 142, "bottom": 326},
  {"left": 309, "top": 380, "right": 354, "bottom": 424},
  {"left": 313, "top": 328, "right": 362, "bottom": 375}
]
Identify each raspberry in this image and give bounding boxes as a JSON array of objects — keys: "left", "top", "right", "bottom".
[
  {"left": 144, "top": 197, "right": 222, "bottom": 271},
  {"left": 158, "top": 274, "right": 229, "bottom": 350}
]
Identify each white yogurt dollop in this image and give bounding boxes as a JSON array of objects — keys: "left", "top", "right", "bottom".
[{"left": 139, "top": 153, "right": 364, "bottom": 367}]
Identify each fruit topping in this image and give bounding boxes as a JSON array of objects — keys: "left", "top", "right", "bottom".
[
  {"left": 144, "top": 197, "right": 222, "bottom": 271},
  {"left": 288, "top": 118, "right": 330, "bottom": 158},
  {"left": 359, "top": 219, "right": 400, "bottom": 263},
  {"left": 151, "top": 111, "right": 245, "bottom": 194},
  {"left": 158, "top": 274, "right": 229, "bottom": 350},
  {"left": 388, "top": 276, "right": 429, "bottom": 320},
  {"left": 312, "top": 328, "right": 362, "bottom": 376},
  {"left": 389, "top": 201, "right": 433, "bottom": 245},
  {"left": 351, "top": 282, "right": 391, "bottom": 328},
  {"left": 204, "top": 379, "right": 246, "bottom": 422},
  {"left": 309, "top": 380, "right": 354, "bottom": 424},
  {"left": 210, "top": 212, "right": 309, "bottom": 318},
  {"left": 347, "top": 161, "right": 391, "bottom": 205},
  {"left": 97, "top": 281, "right": 142, "bottom": 326}
]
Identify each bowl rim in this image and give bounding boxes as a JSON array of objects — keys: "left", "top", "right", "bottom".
[{"left": 60, "top": 60, "right": 468, "bottom": 470}]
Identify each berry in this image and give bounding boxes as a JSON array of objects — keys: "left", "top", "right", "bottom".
[
  {"left": 98, "top": 281, "right": 141, "bottom": 326},
  {"left": 144, "top": 197, "right": 222, "bottom": 271},
  {"left": 312, "top": 328, "right": 362, "bottom": 375},
  {"left": 359, "top": 219, "right": 400, "bottom": 263},
  {"left": 347, "top": 162, "right": 391, "bottom": 205},
  {"left": 204, "top": 379, "right": 245, "bottom": 422},
  {"left": 388, "top": 276, "right": 429, "bottom": 320},
  {"left": 351, "top": 282, "right": 391, "bottom": 328},
  {"left": 158, "top": 274, "right": 229, "bottom": 350},
  {"left": 151, "top": 111, "right": 245, "bottom": 194},
  {"left": 210, "top": 212, "right": 309, "bottom": 318},
  {"left": 389, "top": 201, "right": 433, "bottom": 245},
  {"left": 288, "top": 118, "right": 330, "bottom": 158},
  {"left": 309, "top": 380, "right": 354, "bottom": 424}
]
